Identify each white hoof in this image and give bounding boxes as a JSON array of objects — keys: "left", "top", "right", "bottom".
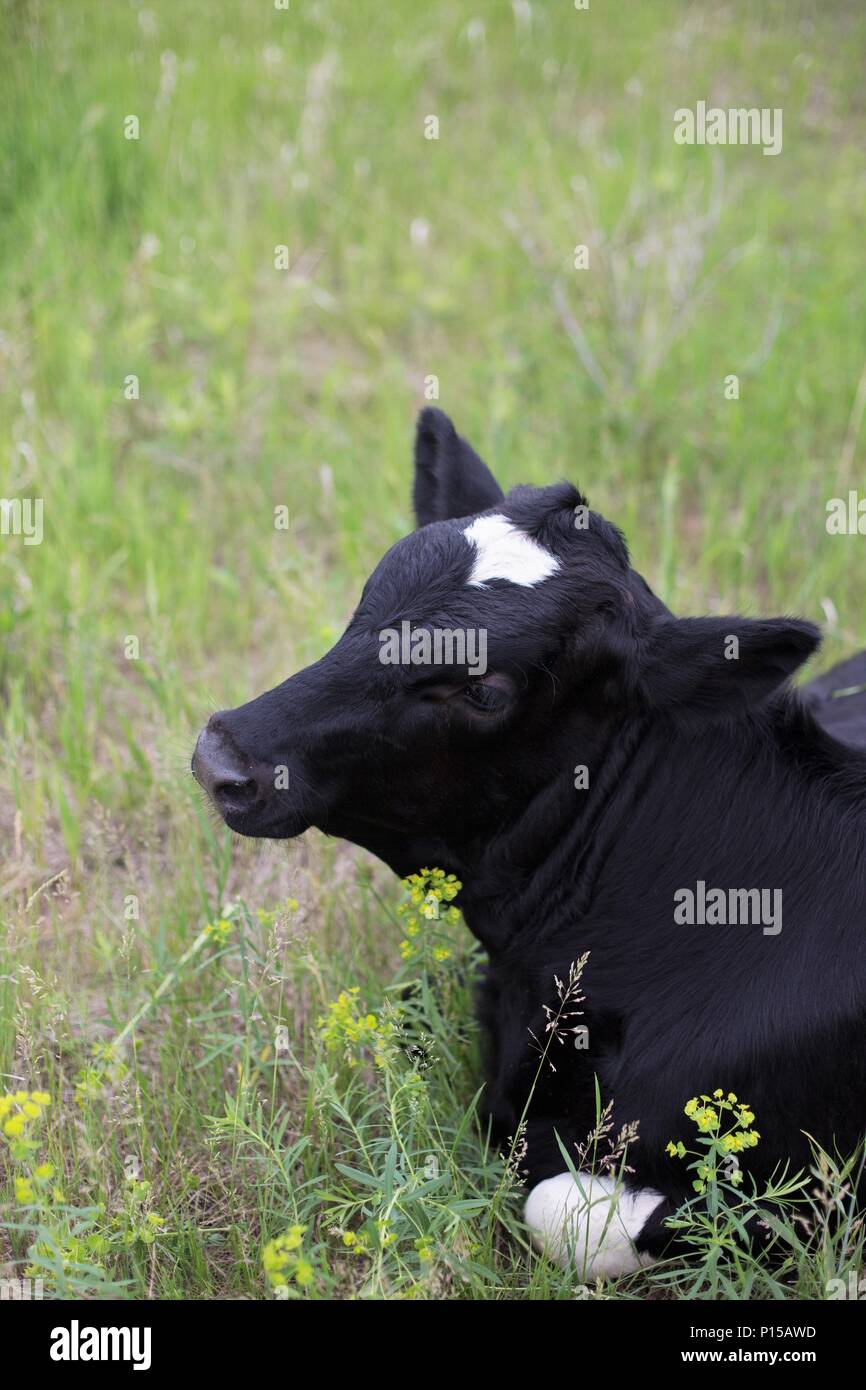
[{"left": 525, "top": 1171, "right": 665, "bottom": 1278}]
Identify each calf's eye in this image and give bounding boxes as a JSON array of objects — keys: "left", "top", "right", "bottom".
[{"left": 464, "top": 679, "right": 509, "bottom": 714}]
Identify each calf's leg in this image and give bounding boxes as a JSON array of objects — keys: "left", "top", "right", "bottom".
[{"left": 524, "top": 1172, "right": 670, "bottom": 1278}]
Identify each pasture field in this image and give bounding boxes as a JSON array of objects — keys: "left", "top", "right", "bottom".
[{"left": 1, "top": 0, "right": 866, "bottom": 1301}]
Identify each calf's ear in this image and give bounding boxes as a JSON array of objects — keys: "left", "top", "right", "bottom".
[
  {"left": 642, "top": 615, "right": 821, "bottom": 718},
  {"left": 413, "top": 408, "right": 504, "bottom": 527}
]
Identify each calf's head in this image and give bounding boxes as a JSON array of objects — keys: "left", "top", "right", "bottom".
[{"left": 192, "top": 409, "right": 819, "bottom": 871}]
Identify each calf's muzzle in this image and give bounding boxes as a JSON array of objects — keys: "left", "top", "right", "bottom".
[{"left": 192, "top": 718, "right": 262, "bottom": 815}]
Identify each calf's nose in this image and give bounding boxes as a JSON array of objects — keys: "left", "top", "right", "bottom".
[{"left": 192, "top": 722, "right": 260, "bottom": 813}]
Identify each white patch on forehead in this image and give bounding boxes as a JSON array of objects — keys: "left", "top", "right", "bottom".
[{"left": 462, "top": 514, "right": 559, "bottom": 588}]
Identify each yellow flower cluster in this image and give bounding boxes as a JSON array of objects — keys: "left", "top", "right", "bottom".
[
  {"left": 15, "top": 1176, "right": 34, "bottom": 1202},
  {"left": 204, "top": 917, "right": 233, "bottom": 943},
  {"left": 341, "top": 1229, "right": 371, "bottom": 1255},
  {"left": 720, "top": 1128, "right": 759, "bottom": 1153},
  {"left": 256, "top": 897, "right": 299, "bottom": 928},
  {"left": 403, "top": 868, "right": 461, "bottom": 911},
  {"left": 667, "top": 1089, "right": 761, "bottom": 1195},
  {"left": 263, "top": 1224, "right": 314, "bottom": 1289},
  {"left": 397, "top": 868, "right": 461, "bottom": 964},
  {"left": 1, "top": 1089, "right": 51, "bottom": 1140},
  {"left": 682, "top": 1091, "right": 758, "bottom": 1137},
  {"left": 338, "top": 1218, "right": 397, "bottom": 1256},
  {"left": 316, "top": 988, "right": 398, "bottom": 1068},
  {"left": 1, "top": 1090, "right": 64, "bottom": 1205}
]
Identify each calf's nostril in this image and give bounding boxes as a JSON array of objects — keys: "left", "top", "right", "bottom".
[
  {"left": 212, "top": 776, "right": 259, "bottom": 810},
  {"left": 192, "top": 725, "right": 261, "bottom": 813}
]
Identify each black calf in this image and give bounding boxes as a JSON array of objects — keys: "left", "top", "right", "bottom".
[{"left": 194, "top": 409, "right": 866, "bottom": 1273}]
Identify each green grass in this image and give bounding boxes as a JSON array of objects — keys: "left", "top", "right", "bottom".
[{"left": 1, "top": 0, "right": 865, "bottom": 1299}]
